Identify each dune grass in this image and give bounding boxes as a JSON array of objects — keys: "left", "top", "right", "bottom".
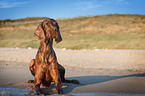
[{"left": 0, "top": 14, "right": 145, "bottom": 49}]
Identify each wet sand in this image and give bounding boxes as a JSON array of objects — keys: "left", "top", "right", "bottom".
[{"left": 0, "top": 48, "right": 145, "bottom": 95}]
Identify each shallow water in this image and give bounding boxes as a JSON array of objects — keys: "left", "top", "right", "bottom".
[
  {"left": 70, "top": 92, "right": 145, "bottom": 96},
  {"left": 0, "top": 87, "right": 30, "bottom": 96},
  {"left": 0, "top": 87, "right": 145, "bottom": 96}
]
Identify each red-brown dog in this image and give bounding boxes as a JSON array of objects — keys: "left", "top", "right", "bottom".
[{"left": 29, "top": 19, "right": 79, "bottom": 95}]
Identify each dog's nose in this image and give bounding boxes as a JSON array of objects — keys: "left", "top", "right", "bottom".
[
  {"left": 55, "top": 36, "right": 62, "bottom": 43},
  {"left": 55, "top": 30, "right": 62, "bottom": 43}
]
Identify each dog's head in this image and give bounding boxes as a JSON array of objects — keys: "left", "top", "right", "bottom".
[{"left": 34, "top": 19, "right": 62, "bottom": 43}]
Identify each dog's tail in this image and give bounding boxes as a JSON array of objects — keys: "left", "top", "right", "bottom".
[{"left": 63, "top": 79, "right": 80, "bottom": 84}]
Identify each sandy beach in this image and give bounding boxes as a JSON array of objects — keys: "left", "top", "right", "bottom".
[{"left": 0, "top": 48, "right": 145, "bottom": 95}]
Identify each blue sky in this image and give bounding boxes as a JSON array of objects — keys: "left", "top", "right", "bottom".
[{"left": 0, "top": 0, "right": 145, "bottom": 20}]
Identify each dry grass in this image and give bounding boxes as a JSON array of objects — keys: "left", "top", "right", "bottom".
[{"left": 0, "top": 14, "right": 145, "bottom": 49}]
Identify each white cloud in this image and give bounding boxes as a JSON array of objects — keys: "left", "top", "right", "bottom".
[
  {"left": 0, "top": 1, "right": 29, "bottom": 8},
  {"left": 105, "top": 0, "right": 129, "bottom": 5},
  {"left": 73, "top": 1, "right": 102, "bottom": 10},
  {"left": 73, "top": 0, "right": 128, "bottom": 11}
]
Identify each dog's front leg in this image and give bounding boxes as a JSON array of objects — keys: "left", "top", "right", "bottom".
[
  {"left": 50, "top": 62, "right": 63, "bottom": 94},
  {"left": 34, "top": 65, "right": 44, "bottom": 95}
]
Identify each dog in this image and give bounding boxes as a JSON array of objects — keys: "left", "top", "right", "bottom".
[{"left": 28, "top": 19, "right": 79, "bottom": 95}]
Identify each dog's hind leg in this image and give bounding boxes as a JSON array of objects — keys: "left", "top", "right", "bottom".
[
  {"left": 27, "top": 59, "right": 35, "bottom": 83},
  {"left": 58, "top": 63, "right": 65, "bottom": 82},
  {"left": 29, "top": 59, "right": 35, "bottom": 76},
  {"left": 58, "top": 63, "right": 80, "bottom": 84}
]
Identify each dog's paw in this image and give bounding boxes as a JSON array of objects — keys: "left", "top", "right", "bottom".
[
  {"left": 58, "top": 88, "right": 63, "bottom": 94},
  {"left": 27, "top": 80, "right": 34, "bottom": 83},
  {"left": 33, "top": 87, "right": 42, "bottom": 95}
]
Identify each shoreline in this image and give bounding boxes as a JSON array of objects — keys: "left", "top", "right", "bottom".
[{"left": 0, "top": 48, "right": 145, "bottom": 95}]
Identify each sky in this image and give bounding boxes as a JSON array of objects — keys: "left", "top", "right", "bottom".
[{"left": 0, "top": 0, "right": 145, "bottom": 20}]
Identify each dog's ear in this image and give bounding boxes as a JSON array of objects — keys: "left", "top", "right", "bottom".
[{"left": 34, "top": 22, "right": 46, "bottom": 41}]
